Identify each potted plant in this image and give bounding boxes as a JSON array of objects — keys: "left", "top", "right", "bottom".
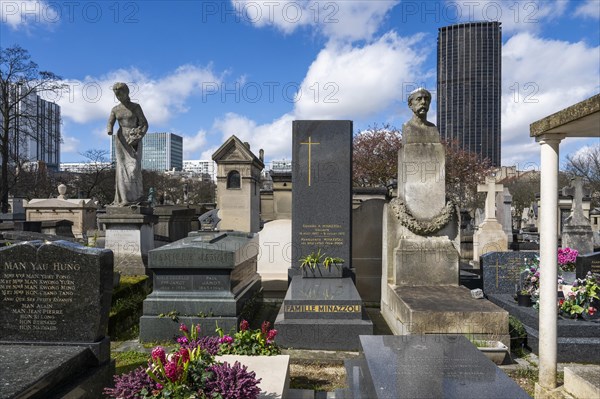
[
  {"left": 467, "top": 336, "right": 509, "bottom": 365},
  {"left": 558, "top": 247, "right": 578, "bottom": 284},
  {"left": 299, "top": 249, "right": 344, "bottom": 278},
  {"left": 517, "top": 289, "right": 533, "bottom": 307},
  {"left": 518, "top": 259, "right": 540, "bottom": 307}
]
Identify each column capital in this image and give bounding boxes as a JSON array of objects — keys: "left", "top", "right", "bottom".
[{"left": 536, "top": 134, "right": 566, "bottom": 145}]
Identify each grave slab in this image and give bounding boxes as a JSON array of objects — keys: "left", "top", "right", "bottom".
[
  {"left": 488, "top": 293, "right": 600, "bottom": 363},
  {"left": 576, "top": 251, "right": 600, "bottom": 279},
  {"left": 344, "top": 335, "right": 530, "bottom": 399},
  {"left": 481, "top": 251, "right": 539, "bottom": 295},
  {"left": 381, "top": 285, "right": 509, "bottom": 345}
]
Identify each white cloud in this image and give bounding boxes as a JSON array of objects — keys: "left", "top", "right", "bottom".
[
  {"left": 443, "top": 0, "right": 567, "bottom": 34},
  {"left": 295, "top": 31, "right": 428, "bottom": 119},
  {"left": 0, "top": 0, "right": 58, "bottom": 30},
  {"left": 231, "top": 0, "right": 398, "bottom": 42},
  {"left": 501, "top": 32, "right": 600, "bottom": 166},
  {"left": 60, "top": 134, "right": 79, "bottom": 154},
  {"left": 182, "top": 129, "right": 208, "bottom": 158},
  {"left": 52, "top": 65, "right": 221, "bottom": 127},
  {"left": 212, "top": 112, "right": 295, "bottom": 161},
  {"left": 574, "top": 0, "right": 600, "bottom": 20}
]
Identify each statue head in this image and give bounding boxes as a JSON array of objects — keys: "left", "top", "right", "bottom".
[
  {"left": 408, "top": 88, "right": 432, "bottom": 119},
  {"left": 112, "top": 82, "right": 130, "bottom": 103}
]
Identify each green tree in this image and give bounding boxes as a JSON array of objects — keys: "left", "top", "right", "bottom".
[{"left": 0, "top": 45, "right": 65, "bottom": 212}]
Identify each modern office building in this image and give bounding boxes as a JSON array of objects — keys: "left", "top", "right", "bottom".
[
  {"left": 0, "top": 84, "right": 61, "bottom": 171},
  {"left": 437, "top": 21, "right": 502, "bottom": 166},
  {"left": 111, "top": 132, "right": 183, "bottom": 172},
  {"left": 183, "top": 160, "right": 216, "bottom": 181}
]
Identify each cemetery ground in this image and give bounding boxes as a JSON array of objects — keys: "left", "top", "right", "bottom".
[{"left": 107, "top": 279, "right": 564, "bottom": 398}]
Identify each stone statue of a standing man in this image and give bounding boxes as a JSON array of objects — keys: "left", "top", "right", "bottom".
[{"left": 107, "top": 82, "right": 148, "bottom": 206}]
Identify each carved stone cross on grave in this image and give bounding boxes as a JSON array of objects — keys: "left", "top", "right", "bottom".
[
  {"left": 477, "top": 176, "right": 504, "bottom": 223},
  {"left": 562, "top": 177, "right": 591, "bottom": 226}
]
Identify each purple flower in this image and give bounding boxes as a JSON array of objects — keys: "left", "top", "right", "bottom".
[
  {"left": 266, "top": 329, "right": 277, "bottom": 344},
  {"left": 164, "top": 360, "right": 182, "bottom": 382},
  {"left": 196, "top": 324, "right": 201, "bottom": 335},
  {"left": 176, "top": 336, "right": 189, "bottom": 345},
  {"left": 240, "top": 319, "right": 249, "bottom": 331},
  {"left": 261, "top": 321, "right": 271, "bottom": 336}
]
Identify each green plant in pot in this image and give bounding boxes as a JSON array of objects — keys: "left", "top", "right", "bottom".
[{"left": 299, "top": 249, "right": 344, "bottom": 278}]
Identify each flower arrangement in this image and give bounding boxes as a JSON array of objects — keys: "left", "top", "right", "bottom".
[
  {"left": 520, "top": 257, "right": 540, "bottom": 296},
  {"left": 103, "top": 321, "right": 275, "bottom": 399},
  {"left": 559, "top": 272, "right": 599, "bottom": 318},
  {"left": 558, "top": 247, "right": 578, "bottom": 273}
]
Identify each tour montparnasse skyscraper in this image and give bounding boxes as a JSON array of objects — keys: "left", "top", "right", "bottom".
[{"left": 437, "top": 21, "right": 502, "bottom": 167}]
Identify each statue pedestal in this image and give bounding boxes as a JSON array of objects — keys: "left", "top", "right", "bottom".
[{"left": 98, "top": 207, "right": 158, "bottom": 275}]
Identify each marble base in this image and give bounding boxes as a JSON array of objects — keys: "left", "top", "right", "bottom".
[
  {"left": 98, "top": 207, "right": 158, "bottom": 275},
  {"left": 473, "top": 221, "right": 508, "bottom": 261}
]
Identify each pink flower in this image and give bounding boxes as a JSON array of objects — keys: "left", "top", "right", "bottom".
[
  {"left": 196, "top": 324, "right": 201, "bottom": 335},
  {"left": 588, "top": 307, "right": 596, "bottom": 316},
  {"left": 179, "top": 323, "right": 189, "bottom": 333},
  {"left": 266, "top": 329, "right": 278, "bottom": 343},
  {"left": 261, "top": 321, "right": 271, "bottom": 336},
  {"left": 178, "top": 347, "right": 190, "bottom": 363},
  {"left": 164, "top": 360, "right": 182, "bottom": 382},
  {"left": 151, "top": 347, "right": 166, "bottom": 364},
  {"left": 240, "top": 319, "right": 249, "bottom": 331},
  {"left": 219, "top": 335, "right": 233, "bottom": 344},
  {"left": 176, "top": 336, "right": 189, "bottom": 345}
]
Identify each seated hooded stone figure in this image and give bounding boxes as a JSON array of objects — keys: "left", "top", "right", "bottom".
[{"left": 402, "top": 88, "right": 440, "bottom": 144}]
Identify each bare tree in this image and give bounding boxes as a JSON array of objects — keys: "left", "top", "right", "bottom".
[
  {"left": 0, "top": 44, "right": 65, "bottom": 212},
  {"left": 564, "top": 144, "right": 600, "bottom": 208}
]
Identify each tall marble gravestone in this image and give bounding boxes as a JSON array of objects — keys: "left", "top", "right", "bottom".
[
  {"left": 275, "top": 120, "right": 373, "bottom": 350},
  {"left": 0, "top": 240, "right": 114, "bottom": 398},
  {"left": 381, "top": 89, "right": 508, "bottom": 343}
]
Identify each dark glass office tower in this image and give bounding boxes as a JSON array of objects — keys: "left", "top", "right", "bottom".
[{"left": 437, "top": 21, "right": 502, "bottom": 166}]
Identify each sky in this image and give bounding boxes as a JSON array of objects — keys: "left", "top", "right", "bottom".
[{"left": 1, "top": 0, "right": 599, "bottom": 170}]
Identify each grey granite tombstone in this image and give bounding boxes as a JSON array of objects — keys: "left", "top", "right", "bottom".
[
  {"left": 291, "top": 120, "right": 353, "bottom": 268},
  {"left": 139, "top": 231, "right": 261, "bottom": 341},
  {"left": 576, "top": 251, "right": 600, "bottom": 279},
  {"left": 343, "top": 335, "right": 530, "bottom": 399},
  {"left": 481, "top": 251, "right": 539, "bottom": 295},
  {"left": 275, "top": 120, "right": 372, "bottom": 350},
  {"left": 0, "top": 240, "right": 114, "bottom": 398}
]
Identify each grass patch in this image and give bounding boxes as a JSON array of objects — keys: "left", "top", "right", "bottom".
[
  {"left": 506, "top": 367, "right": 538, "bottom": 397},
  {"left": 112, "top": 351, "right": 149, "bottom": 375},
  {"left": 289, "top": 361, "right": 346, "bottom": 391}
]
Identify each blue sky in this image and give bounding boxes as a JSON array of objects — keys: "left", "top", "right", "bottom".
[{"left": 1, "top": 0, "right": 599, "bottom": 169}]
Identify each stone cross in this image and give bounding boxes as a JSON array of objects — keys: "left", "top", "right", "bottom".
[
  {"left": 478, "top": 176, "right": 503, "bottom": 222},
  {"left": 562, "top": 177, "right": 591, "bottom": 225}
]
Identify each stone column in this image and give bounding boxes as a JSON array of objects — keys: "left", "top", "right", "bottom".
[{"left": 537, "top": 135, "right": 563, "bottom": 390}]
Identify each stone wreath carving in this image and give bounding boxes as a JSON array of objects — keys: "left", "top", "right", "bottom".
[{"left": 390, "top": 197, "right": 455, "bottom": 235}]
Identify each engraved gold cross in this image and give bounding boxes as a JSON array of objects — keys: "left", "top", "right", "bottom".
[{"left": 300, "top": 136, "right": 320, "bottom": 186}]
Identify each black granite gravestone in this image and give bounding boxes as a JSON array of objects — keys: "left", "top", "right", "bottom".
[
  {"left": 342, "top": 335, "right": 530, "bottom": 399},
  {"left": 276, "top": 120, "right": 372, "bottom": 350},
  {"left": 0, "top": 240, "right": 114, "bottom": 398},
  {"left": 139, "top": 231, "right": 261, "bottom": 341},
  {"left": 481, "top": 252, "right": 538, "bottom": 295},
  {"left": 292, "top": 120, "right": 353, "bottom": 267},
  {"left": 576, "top": 251, "right": 600, "bottom": 279}
]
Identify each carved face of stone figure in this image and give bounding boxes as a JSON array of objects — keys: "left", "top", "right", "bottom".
[
  {"left": 408, "top": 89, "right": 431, "bottom": 118},
  {"left": 112, "top": 83, "right": 130, "bottom": 104}
]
